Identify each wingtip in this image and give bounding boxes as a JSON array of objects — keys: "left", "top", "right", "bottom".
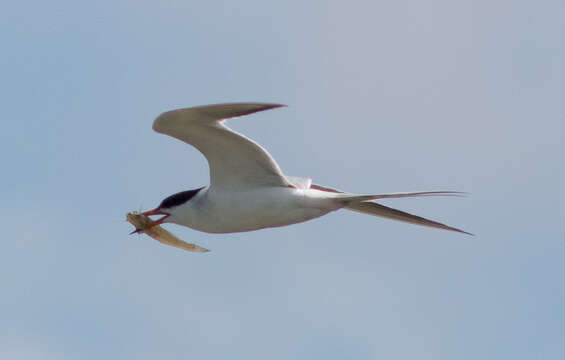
[
  {"left": 458, "top": 230, "right": 475, "bottom": 236},
  {"left": 252, "top": 103, "right": 287, "bottom": 111},
  {"left": 217, "top": 102, "right": 287, "bottom": 119},
  {"left": 450, "top": 227, "right": 474, "bottom": 236}
]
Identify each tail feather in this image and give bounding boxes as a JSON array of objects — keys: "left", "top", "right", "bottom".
[
  {"left": 346, "top": 201, "right": 473, "bottom": 235},
  {"left": 310, "top": 184, "right": 473, "bottom": 235},
  {"left": 333, "top": 191, "right": 465, "bottom": 204},
  {"left": 310, "top": 184, "right": 471, "bottom": 235}
]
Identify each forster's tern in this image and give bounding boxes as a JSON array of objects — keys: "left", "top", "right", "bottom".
[{"left": 134, "top": 103, "right": 470, "bottom": 235}]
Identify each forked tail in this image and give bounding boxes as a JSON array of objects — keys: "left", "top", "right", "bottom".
[
  {"left": 346, "top": 201, "right": 472, "bottom": 235},
  {"left": 316, "top": 187, "right": 472, "bottom": 235}
]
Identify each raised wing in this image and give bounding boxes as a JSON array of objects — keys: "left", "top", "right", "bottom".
[{"left": 152, "top": 103, "right": 292, "bottom": 190}]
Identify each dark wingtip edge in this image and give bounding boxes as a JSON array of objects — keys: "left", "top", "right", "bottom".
[
  {"left": 243, "top": 103, "right": 287, "bottom": 116},
  {"left": 449, "top": 227, "right": 474, "bottom": 236}
]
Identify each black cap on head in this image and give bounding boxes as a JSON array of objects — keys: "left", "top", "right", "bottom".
[{"left": 159, "top": 187, "right": 204, "bottom": 209}]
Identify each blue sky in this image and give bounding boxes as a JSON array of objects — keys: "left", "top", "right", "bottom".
[{"left": 1, "top": 0, "right": 564, "bottom": 359}]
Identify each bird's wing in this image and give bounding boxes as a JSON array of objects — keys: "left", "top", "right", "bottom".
[
  {"left": 152, "top": 103, "right": 292, "bottom": 190},
  {"left": 285, "top": 176, "right": 312, "bottom": 190}
]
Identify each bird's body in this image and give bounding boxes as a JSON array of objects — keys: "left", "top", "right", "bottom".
[
  {"left": 136, "top": 103, "right": 471, "bottom": 236},
  {"left": 165, "top": 186, "right": 339, "bottom": 233}
]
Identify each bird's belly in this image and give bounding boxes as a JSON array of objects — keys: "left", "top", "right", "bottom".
[
  {"left": 212, "top": 206, "right": 326, "bottom": 233},
  {"left": 175, "top": 188, "right": 333, "bottom": 233}
]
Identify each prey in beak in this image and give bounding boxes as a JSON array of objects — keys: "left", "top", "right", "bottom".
[{"left": 129, "top": 208, "right": 170, "bottom": 234}]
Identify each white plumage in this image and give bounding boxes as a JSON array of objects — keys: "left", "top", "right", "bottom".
[{"left": 136, "top": 103, "right": 471, "bottom": 235}]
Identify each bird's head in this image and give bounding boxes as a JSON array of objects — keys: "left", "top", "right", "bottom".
[
  {"left": 140, "top": 187, "right": 205, "bottom": 226},
  {"left": 157, "top": 188, "right": 203, "bottom": 210}
]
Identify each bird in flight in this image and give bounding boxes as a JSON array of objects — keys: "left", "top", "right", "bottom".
[{"left": 133, "top": 103, "right": 471, "bottom": 235}]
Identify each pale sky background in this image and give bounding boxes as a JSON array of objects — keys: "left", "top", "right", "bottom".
[{"left": 1, "top": 0, "right": 564, "bottom": 359}]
